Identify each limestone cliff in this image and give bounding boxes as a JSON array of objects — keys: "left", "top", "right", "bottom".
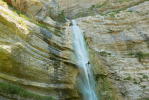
[
  {"left": 0, "top": 0, "right": 79, "bottom": 100},
  {"left": 0, "top": 0, "right": 149, "bottom": 100},
  {"left": 76, "top": 1, "right": 149, "bottom": 100}
]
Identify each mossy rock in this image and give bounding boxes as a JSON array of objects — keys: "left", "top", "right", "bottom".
[{"left": 0, "top": 81, "right": 55, "bottom": 100}]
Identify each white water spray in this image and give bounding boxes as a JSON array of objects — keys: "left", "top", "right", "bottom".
[{"left": 71, "top": 20, "right": 98, "bottom": 100}]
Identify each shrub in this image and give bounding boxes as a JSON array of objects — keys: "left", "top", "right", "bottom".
[
  {"left": 142, "top": 75, "right": 148, "bottom": 79},
  {"left": 56, "top": 10, "right": 66, "bottom": 23},
  {"left": 128, "top": 51, "right": 149, "bottom": 62},
  {"left": 99, "top": 51, "right": 111, "bottom": 57},
  {"left": 124, "top": 76, "right": 131, "bottom": 80}
]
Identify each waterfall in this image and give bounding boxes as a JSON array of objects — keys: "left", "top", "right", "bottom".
[{"left": 71, "top": 20, "right": 98, "bottom": 100}]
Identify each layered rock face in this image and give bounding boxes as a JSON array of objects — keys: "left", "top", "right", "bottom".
[
  {"left": 76, "top": 1, "right": 149, "bottom": 100},
  {"left": 0, "top": 0, "right": 149, "bottom": 100},
  {"left": 58, "top": 0, "right": 148, "bottom": 18},
  {"left": 0, "top": 0, "right": 79, "bottom": 100}
]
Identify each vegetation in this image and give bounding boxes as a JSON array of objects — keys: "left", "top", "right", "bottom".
[
  {"left": 99, "top": 51, "right": 111, "bottom": 57},
  {"left": 141, "top": 85, "right": 146, "bottom": 88},
  {"left": 124, "top": 76, "right": 132, "bottom": 80},
  {"left": 90, "top": 2, "right": 107, "bottom": 10},
  {"left": 15, "top": 11, "right": 48, "bottom": 29},
  {"left": 128, "top": 51, "right": 149, "bottom": 62},
  {"left": 0, "top": 81, "right": 54, "bottom": 100},
  {"left": 108, "top": 10, "right": 121, "bottom": 17},
  {"left": 74, "top": 11, "right": 88, "bottom": 19},
  {"left": 133, "top": 79, "right": 138, "bottom": 84},
  {"left": 56, "top": 10, "right": 66, "bottom": 23},
  {"left": 142, "top": 74, "right": 148, "bottom": 79},
  {"left": 2, "top": 0, "right": 49, "bottom": 29},
  {"left": 118, "top": 0, "right": 130, "bottom": 3},
  {"left": 89, "top": 49, "right": 122, "bottom": 100}
]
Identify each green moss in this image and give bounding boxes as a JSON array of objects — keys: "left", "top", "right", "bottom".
[{"left": 0, "top": 81, "right": 55, "bottom": 100}]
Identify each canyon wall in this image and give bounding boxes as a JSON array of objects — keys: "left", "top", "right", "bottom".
[
  {"left": 0, "top": 0, "right": 149, "bottom": 100},
  {"left": 76, "top": 1, "right": 149, "bottom": 99},
  {"left": 0, "top": 0, "right": 79, "bottom": 100}
]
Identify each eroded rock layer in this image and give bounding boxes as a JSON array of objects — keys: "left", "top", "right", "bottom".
[
  {"left": 0, "top": 0, "right": 79, "bottom": 100},
  {"left": 0, "top": 0, "right": 149, "bottom": 100},
  {"left": 76, "top": 1, "right": 149, "bottom": 100}
]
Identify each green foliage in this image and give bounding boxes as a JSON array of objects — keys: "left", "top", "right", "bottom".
[
  {"left": 56, "top": 10, "right": 66, "bottom": 23},
  {"left": 108, "top": 10, "right": 120, "bottom": 17},
  {"left": 124, "top": 76, "right": 131, "bottom": 80},
  {"left": 15, "top": 11, "right": 48, "bottom": 29},
  {"left": 75, "top": 12, "right": 87, "bottom": 18},
  {"left": 118, "top": 0, "right": 131, "bottom": 3},
  {"left": 128, "top": 51, "right": 149, "bottom": 62},
  {"left": 142, "top": 74, "right": 148, "bottom": 79},
  {"left": 99, "top": 51, "right": 111, "bottom": 57},
  {"left": 0, "top": 82, "right": 54, "bottom": 100},
  {"left": 90, "top": 2, "right": 107, "bottom": 10},
  {"left": 108, "top": 29, "right": 114, "bottom": 33},
  {"left": 133, "top": 79, "right": 139, "bottom": 84},
  {"left": 141, "top": 85, "right": 146, "bottom": 88},
  {"left": 2, "top": 0, "right": 49, "bottom": 29},
  {"left": 135, "top": 52, "right": 144, "bottom": 61}
]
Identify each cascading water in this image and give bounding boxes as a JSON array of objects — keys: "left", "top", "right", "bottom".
[{"left": 71, "top": 20, "right": 98, "bottom": 100}]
